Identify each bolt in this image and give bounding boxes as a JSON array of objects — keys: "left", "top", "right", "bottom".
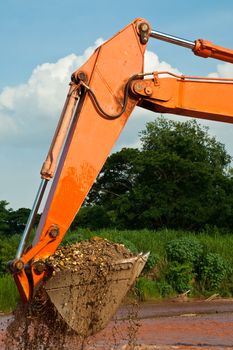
[
  {"left": 14, "top": 259, "right": 24, "bottom": 271},
  {"left": 144, "top": 86, "right": 153, "bottom": 96},
  {"left": 134, "top": 83, "right": 143, "bottom": 92},
  {"left": 77, "top": 71, "right": 87, "bottom": 82},
  {"left": 49, "top": 225, "right": 59, "bottom": 239},
  {"left": 33, "top": 261, "right": 46, "bottom": 275},
  {"left": 140, "top": 23, "right": 149, "bottom": 32},
  {"left": 71, "top": 71, "right": 88, "bottom": 84}
]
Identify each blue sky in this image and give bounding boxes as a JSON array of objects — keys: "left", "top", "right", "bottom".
[
  {"left": 1, "top": 0, "right": 233, "bottom": 209},
  {"left": 1, "top": 0, "right": 233, "bottom": 88}
]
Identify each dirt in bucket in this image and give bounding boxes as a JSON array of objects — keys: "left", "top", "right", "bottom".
[{"left": 4, "top": 237, "right": 140, "bottom": 350}]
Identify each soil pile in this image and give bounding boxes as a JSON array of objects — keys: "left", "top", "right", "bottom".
[
  {"left": 4, "top": 237, "right": 136, "bottom": 350},
  {"left": 46, "top": 236, "right": 134, "bottom": 271}
]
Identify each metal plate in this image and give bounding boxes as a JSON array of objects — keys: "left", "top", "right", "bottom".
[{"left": 44, "top": 253, "right": 148, "bottom": 336}]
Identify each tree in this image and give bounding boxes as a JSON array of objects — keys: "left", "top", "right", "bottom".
[
  {"left": 0, "top": 200, "right": 11, "bottom": 235},
  {"left": 71, "top": 205, "right": 112, "bottom": 230},
  {"left": 134, "top": 118, "right": 233, "bottom": 230},
  {"left": 0, "top": 201, "right": 40, "bottom": 236},
  {"left": 8, "top": 208, "right": 31, "bottom": 235},
  {"left": 78, "top": 117, "right": 233, "bottom": 231},
  {"left": 140, "top": 118, "right": 231, "bottom": 171},
  {"left": 86, "top": 148, "right": 139, "bottom": 207}
]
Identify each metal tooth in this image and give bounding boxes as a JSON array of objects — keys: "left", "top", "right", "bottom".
[{"left": 143, "top": 252, "right": 150, "bottom": 261}]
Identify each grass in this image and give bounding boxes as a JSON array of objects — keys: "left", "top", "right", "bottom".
[
  {"left": 100, "top": 228, "right": 233, "bottom": 261},
  {"left": 64, "top": 227, "right": 189, "bottom": 255},
  {"left": 65, "top": 228, "right": 233, "bottom": 298},
  {"left": 65, "top": 227, "right": 233, "bottom": 261},
  {"left": 1, "top": 228, "right": 233, "bottom": 312},
  {"left": 0, "top": 274, "right": 19, "bottom": 313}
]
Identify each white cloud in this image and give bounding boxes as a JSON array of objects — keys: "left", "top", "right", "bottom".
[
  {"left": 208, "top": 62, "right": 233, "bottom": 78},
  {"left": 1, "top": 39, "right": 233, "bottom": 209},
  {"left": 144, "top": 50, "right": 181, "bottom": 75},
  {"left": 0, "top": 43, "right": 181, "bottom": 150},
  {"left": 0, "top": 39, "right": 104, "bottom": 147}
]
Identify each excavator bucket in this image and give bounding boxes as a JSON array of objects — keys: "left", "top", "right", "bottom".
[{"left": 44, "top": 252, "right": 148, "bottom": 336}]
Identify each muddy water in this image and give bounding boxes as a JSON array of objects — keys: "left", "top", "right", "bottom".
[
  {"left": 86, "top": 300, "right": 233, "bottom": 349},
  {"left": 1, "top": 300, "right": 233, "bottom": 349}
]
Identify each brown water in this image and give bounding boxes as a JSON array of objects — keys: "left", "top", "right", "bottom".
[{"left": 1, "top": 300, "right": 233, "bottom": 349}]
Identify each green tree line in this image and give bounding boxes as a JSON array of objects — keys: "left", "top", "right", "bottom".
[
  {"left": 1, "top": 116, "right": 233, "bottom": 235},
  {"left": 0, "top": 201, "right": 40, "bottom": 237},
  {"left": 72, "top": 117, "right": 233, "bottom": 231},
  {"left": 1, "top": 117, "right": 233, "bottom": 309}
]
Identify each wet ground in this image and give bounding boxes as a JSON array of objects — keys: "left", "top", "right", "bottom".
[{"left": 1, "top": 299, "right": 233, "bottom": 349}]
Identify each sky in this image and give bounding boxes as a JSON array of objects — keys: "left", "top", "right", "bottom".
[{"left": 1, "top": 0, "right": 233, "bottom": 209}]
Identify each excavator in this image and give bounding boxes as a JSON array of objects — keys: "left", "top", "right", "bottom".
[{"left": 8, "top": 18, "right": 233, "bottom": 335}]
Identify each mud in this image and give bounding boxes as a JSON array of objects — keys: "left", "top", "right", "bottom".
[
  {"left": 3, "top": 238, "right": 138, "bottom": 349},
  {"left": 1, "top": 300, "right": 233, "bottom": 349},
  {"left": 2, "top": 238, "right": 233, "bottom": 349},
  {"left": 85, "top": 300, "right": 233, "bottom": 349}
]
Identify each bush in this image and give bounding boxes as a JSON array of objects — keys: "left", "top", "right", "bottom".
[
  {"left": 156, "top": 281, "right": 174, "bottom": 297},
  {"left": 198, "top": 253, "right": 230, "bottom": 291},
  {"left": 165, "top": 237, "right": 203, "bottom": 265},
  {"left": 165, "top": 262, "right": 194, "bottom": 293}
]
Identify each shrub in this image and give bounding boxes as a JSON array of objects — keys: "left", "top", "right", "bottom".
[
  {"left": 156, "top": 281, "right": 174, "bottom": 297},
  {"left": 165, "top": 237, "right": 203, "bottom": 265},
  {"left": 165, "top": 262, "right": 194, "bottom": 293},
  {"left": 198, "top": 253, "right": 230, "bottom": 291}
]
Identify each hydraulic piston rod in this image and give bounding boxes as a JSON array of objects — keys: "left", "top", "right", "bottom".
[
  {"left": 15, "top": 178, "right": 48, "bottom": 259},
  {"left": 150, "top": 29, "right": 195, "bottom": 49},
  {"left": 150, "top": 28, "right": 233, "bottom": 64}
]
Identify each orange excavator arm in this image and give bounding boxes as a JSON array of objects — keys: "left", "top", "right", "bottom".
[
  {"left": 10, "top": 19, "right": 233, "bottom": 305},
  {"left": 135, "top": 72, "right": 233, "bottom": 123},
  {"left": 11, "top": 18, "right": 149, "bottom": 301}
]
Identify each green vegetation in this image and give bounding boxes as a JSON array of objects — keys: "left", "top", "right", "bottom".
[
  {"left": 75, "top": 117, "right": 233, "bottom": 232},
  {"left": 0, "top": 199, "right": 40, "bottom": 237},
  {"left": 0, "top": 234, "right": 20, "bottom": 274},
  {"left": 1, "top": 228, "right": 233, "bottom": 311},
  {"left": 0, "top": 274, "right": 19, "bottom": 312},
  {"left": 64, "top": 228, "right": 233, "bottom": 300},
  {"left": 1, "top": 118, "right": 233, "bottom": 311}
]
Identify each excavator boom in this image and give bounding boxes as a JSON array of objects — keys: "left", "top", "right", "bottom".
[
  {"left": 134, "top": 72, "right": 233, "bottom": 123},
  {"left": 9, "top": 18, "right": 233, "bottom": 335}
]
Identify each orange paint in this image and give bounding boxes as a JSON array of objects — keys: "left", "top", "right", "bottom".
[{"left": 12, "top": 18, "right": 233, "bottom": 301}]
